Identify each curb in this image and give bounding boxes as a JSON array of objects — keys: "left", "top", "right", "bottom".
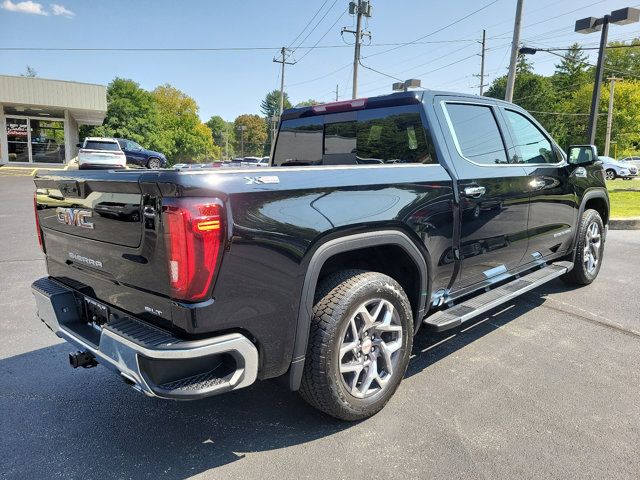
[
  {"left": 0, "top": 164, "right": 70, "bottom": 176},
  {"left": 610, "top": 217, "right": 640, "bottom": 230}
]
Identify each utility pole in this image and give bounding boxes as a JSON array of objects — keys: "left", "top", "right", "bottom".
[
  {"left": 474, "top": 29, "right": 487, "bottom": 95},
  {"left": 224, "top": 129, "right": 229, "bottom": 160},
  {"left": 335, "top": 84, "right": 339, "bottom": 101},
  {"left": 273, "top": 47, "right": 295, "bottom": 115},
  {"left": 604, "top": 77, "right": 621, "bottom": 156},
  {"left": 505, "top": 0, "right": 524, "bottom": 102},
  {"left": 342, "top": 1, "right": 372, "bottom": 99},
  {"left": 238, "top": 126, "right": 246, "bottom": 158}
]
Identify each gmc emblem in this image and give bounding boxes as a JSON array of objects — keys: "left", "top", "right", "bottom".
[{"left": 56, "top": 207, "right": 94, "bottom": 229}]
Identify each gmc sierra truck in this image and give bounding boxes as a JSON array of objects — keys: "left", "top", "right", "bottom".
[{"left": 32, "top": 91, "right": 609, "bottom": 421}]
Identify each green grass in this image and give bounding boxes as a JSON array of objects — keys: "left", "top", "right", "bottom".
[{"left": 606, "top": 179, "right": 640, "bottom": 218}]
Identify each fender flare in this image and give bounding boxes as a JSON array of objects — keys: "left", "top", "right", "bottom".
[
  {"left": 570, "top": 188, "right": 610, "bottom": 259},
  {"left": 287, "top": 230, "right": 429, "bottom": 391}
]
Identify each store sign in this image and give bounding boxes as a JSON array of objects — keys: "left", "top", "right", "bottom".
[{"left": 7, "top": 122, "right": 28, "bottom": 137}]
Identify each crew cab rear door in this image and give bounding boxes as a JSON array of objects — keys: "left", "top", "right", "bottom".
[{"left": 434, "top": 96, "right": 530, "bottom": 290}]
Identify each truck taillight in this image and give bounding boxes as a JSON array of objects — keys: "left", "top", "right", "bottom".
[
  {"left": 33, "top": 192, "right": 44, "bottom": 252},
  {"left": 162, "top": 198, "right": 225, "bottom": 302}
]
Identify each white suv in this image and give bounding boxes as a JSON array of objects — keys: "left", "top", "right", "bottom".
[
  {"left": 77, "top": 137, "right": 127, "bottom": 170},
  {"left": 599, "top": 156, "right": 638, "bottom": 180}
]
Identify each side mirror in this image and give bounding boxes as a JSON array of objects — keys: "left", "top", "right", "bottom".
[
  {"left": 567, "top": 145, "right": 598, "bottom": 165},
  {"left": 76, "top": 142, "right": 82, "bottom": 148}
]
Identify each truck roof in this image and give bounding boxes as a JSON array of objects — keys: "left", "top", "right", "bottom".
[{"left": 281, "top": 90, "right": 516, "bottom": 121}]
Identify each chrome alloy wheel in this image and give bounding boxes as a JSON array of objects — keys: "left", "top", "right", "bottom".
[
  {"left": 583, "top": 221, "right": 602, "bottom": 274},
  {"left": 338, "top": 298, "right": 403, "bottom": 399},
  {"left": 148, "top": 158, "right": 162, "bottom": 169}
]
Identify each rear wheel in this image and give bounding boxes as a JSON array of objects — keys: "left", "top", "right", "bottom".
[
  {"left": 147, "top": 157, "right": 162, "bottom": 169},
  {"left": 562, "top": 209, "right": 605, "bottom": 285},
  {"left": 605, "top": 169, "right": 616, "bottom": 180},
  {"left": 299, "top": 270, "right": 413, "bottom": 421}
]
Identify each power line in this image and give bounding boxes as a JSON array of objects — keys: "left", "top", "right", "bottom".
[
  {"left": 0, "top": 39, "right": 482, "bottom": 53},
  {"left": 295, "top": 7, "right": 348, "bottom": 63},
  {"left": 363, "top": 0, "right": 499, "bottom": 59},
  {"left": 286, "top": 0, "right": 330, "bottom": 50},
  {"left": 287, "top": 63, "right": 351, "bottom": 87},
  {"left": 290, "top": 0, "right": 340, "bottom": 56}
]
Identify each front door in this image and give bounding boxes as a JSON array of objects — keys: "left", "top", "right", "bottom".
[
  {"left": 498, "top": 107, "right": 578, "bottom": 260},
  {"left": 436, "top": 98, "right": 530, "bottom": 290},
  {"left": 6, "top": 117, "right": 29, "bottom": 162}
]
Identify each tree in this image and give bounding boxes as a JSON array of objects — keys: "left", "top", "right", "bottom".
[
  {"left": 260, "top": 90, "right": 292, "bottom": 118},
  {"left": 295, "top": 99, "right": 322, "bottom": 107},
  {"left": 516, "top": 51, "right": 534, "bottom": 75},
  {"left": 486, "top": 72, "right": 561, "bottom": 143},
  {"left": 85, "top": 78, "right": 160, "bottom": 147},
  {"left": 569, "top": 79, "right": 640, "bottom": 155},
  {"left": 552, "top": 43, "right": 590, "bottom": 99},
  {"left": 153, "top": 84, "right": 219, "bottom": 163},
  {"left": 205, "top": 115, "right": 235, "bottom": 158},
  {"left": 233, "top": 114, "right": 267, "bottom": 157},
  {"left": 20, "top": 66, "right": 37, "bottom": 77},
  {"left": 604, "top": 39, "right": 640, "bottom": 78}
]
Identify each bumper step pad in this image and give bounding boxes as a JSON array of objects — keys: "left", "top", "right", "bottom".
[{"left": 424, "top": 262, "right": 571, "bottom": 332}]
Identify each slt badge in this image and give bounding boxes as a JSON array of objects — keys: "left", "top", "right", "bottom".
[{"left": 56, "top": 207, "right": 94, "bottom": 229}]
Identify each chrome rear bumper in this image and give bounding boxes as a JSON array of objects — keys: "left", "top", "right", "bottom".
[{"left": 31, "top": 277, "right": 258, "bottom": 400}]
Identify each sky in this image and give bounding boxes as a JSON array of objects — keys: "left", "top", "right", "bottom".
[{"left": 1, "top": 0, "right": 638, "bottom": 122}]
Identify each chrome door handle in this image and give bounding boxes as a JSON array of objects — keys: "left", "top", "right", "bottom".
[
  {"left": 573, "top": 166, "right": 587, "bottom": 178},
  {"left": 463, "top": 186, "right": 486, "bottom": 198},
  {"left": 529, "top": 178, "right": 546, "bottom": 190}
]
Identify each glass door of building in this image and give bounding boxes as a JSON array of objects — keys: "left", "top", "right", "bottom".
[
  {"left": 30, "top": 119, "right": 65, "bottom": 163},
  {"left": 6, "top": 117, "right": 30, "bottom": 162}
]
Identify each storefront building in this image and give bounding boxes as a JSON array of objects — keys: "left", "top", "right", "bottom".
[{"left": 0, "top": 75, "right": 107, "bottom": 164}]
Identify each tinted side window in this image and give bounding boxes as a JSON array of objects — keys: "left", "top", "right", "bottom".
[
  {"left": 357, "top": 106, "right": 436, "bottom": 164},
  {"left": 504, "top": 110, "right": 556, "bottom": 164},
  {"left": 445, "top": 103, "right": 508, "bottom": 165},
  {"left": 273, "top": 117, "right": 323, "bottom": 166}
]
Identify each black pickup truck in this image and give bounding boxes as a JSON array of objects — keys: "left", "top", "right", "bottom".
[{"left": 31, "top": 91, "right": 609, "bottom": 420}]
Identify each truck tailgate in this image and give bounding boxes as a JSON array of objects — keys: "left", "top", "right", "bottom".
[
  {"left": 34, "top": 171, "right": 177, "bottom": 329},
  {"left": 36, "top": 176, "right": 143, "bottom": 248}
]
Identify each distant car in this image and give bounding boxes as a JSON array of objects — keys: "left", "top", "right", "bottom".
[
  {"left": 599, "top": 156, "right": 638, "bottom": 180},
  {"left": 116, "top": 138, "right": 167, "bottom": 169},
  {"left": 242, "top": 156, "right": 269, "bottom": 167},
  {"left": 618, "top": 156, "right": 640, "bottom": 170},
  {"left": 77, "top": 137, "right": 126, "bottom": 170}
]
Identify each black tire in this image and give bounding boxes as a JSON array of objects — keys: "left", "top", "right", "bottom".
[
  {"left": 299, "top": 270, "right": 413, "bottom": 421},
  {"left": 605, "top": 169, "right": 616, "bottom": 180},
  {"left": 562, "top": 209, "right": 605, "bottom": 285},
  {"left": 147, "top": 157, "right": 161, "bottom": 169}
]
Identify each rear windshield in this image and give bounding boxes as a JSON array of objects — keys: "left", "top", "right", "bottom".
[
  {"left": 84, "top": 141, "right": 120, "bottom": 151},
  {"left": 273, "top": 105, "right": 437, "bottom": 166}
]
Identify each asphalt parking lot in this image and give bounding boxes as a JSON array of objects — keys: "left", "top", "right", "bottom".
[{"left": 1, "top": 173, "right": 639, "bottom": 480}]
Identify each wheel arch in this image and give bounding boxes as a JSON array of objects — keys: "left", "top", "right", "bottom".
[
  {"left": 570, "top": 188, "right": 610, "bottom": 259},
  {"left": 287, "top": 230, "right": 429, "bottom": 391}
]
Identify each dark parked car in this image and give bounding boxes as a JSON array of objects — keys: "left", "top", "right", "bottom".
[
  {"left": 32, "top": 91, "right": 609, "bottom": 421},
  {"left": 116, "top": 138, "right": 167, "bottom": 169}
]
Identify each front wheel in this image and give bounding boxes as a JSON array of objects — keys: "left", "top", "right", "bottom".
[
  {"left": 562, "top": 209, "right": 605, "bottom": 285},
  {"left": 299, "top": 270, "right": 413, "bottom": 421},
  {"left": 147, "top": 157, "right": 162, "bottom": 169},
  {"left": 605, "top": 169, "right": 616, "bottom": 180}
]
